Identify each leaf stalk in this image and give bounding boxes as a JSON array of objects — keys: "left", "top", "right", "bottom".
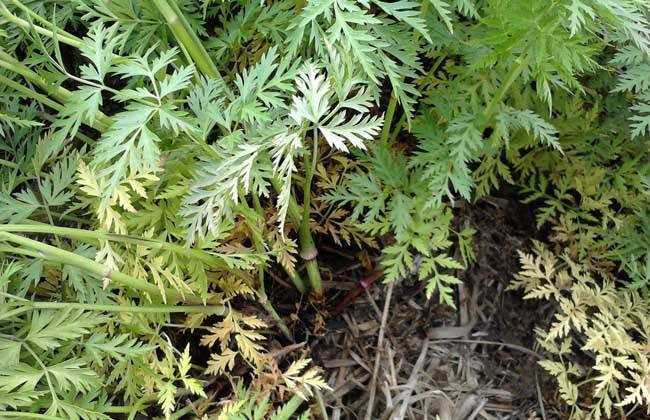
[
  {"left": 299, "top": 129, "right": 323, "bottom": 295},
  {"left": 483, "top": 54, "right": 530, "bottom": 123},
  {"left": 0, "top": 296, "right": 226, "bottom": 316},
  {"left": 0, "top": 231, "right": 192, "bottom": 303},
  {"left": 151, "top": 0, "right": 222, "bottom": 81}
]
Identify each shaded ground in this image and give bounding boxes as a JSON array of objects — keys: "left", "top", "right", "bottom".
[
  {"left": 292, "top": 194, "right": 561, "bottom": 419},
  {"left": 165, "top": 191, "right": 564, "bottom": 419}
]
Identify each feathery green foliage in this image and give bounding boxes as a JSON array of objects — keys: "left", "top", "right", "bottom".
[{"left": 0, "top": 0, "right": 648, "bottom": 417}]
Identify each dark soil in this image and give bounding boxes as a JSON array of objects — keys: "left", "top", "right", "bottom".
[
  {"left": 280, "top": 191, "right": 564, "bottom": 419},
  {"left": 134, "top": 189, "right": 563, "bottom": 419}
]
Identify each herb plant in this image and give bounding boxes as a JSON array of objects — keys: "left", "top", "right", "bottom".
[{"left": 0, "top": 0, "right": 648, "bottom": 418}]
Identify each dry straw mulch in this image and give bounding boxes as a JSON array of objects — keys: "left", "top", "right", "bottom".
[{"left": 311, "top": 197, "right": 560, "bottom": 420}]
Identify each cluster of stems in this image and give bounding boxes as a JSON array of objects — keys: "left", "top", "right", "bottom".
[
  {"left": 153, "top": 0, "right": 323, "bottom": 295},
  {"left": 1, "top": 0, "right": 528, "bottom": 304},
  {"left": 0, "top": 1, "right": 325, "bottom": 325},
  {"left": 151, "top": 0, "right": 324, "bottom": 296}
]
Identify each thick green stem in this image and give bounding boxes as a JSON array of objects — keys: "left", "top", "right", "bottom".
[
  {"left": 299, "top": 129, "right": 322, "bottom": 295},
  {"left": 379, "top": 96, "right": 398, "bottom": 146},
  {"left": 0, "top": 232, "right": 192, "bottom": 303},
  {"left": 0, "top": 2, "right": 129, "bottom": 72},
  {"left": 0, "top": 74, "right": 63, "bottom": 112},
  {"left": 0, "top": 224, "right": 233, "bottom": 270},
  {"left": 0, "top": 2, "right": 82, "bottom": 48},
  {"left": 0, "top": 158, "right": 19, "bottom": 169},
  {"left": 0, "top": 53, "right": 71, "bottom": 104},
  {"left": 0, "top": 297, "right": 226, "bottom": 316},
  {"left": 304, "top": 259, "right": 322, "bottom": 295},
  {"left": 0, "top": 412, "right": 62, "bottom": 420},
  {"left": 483, "top": 55, "right": 530, "bottom": 124},
  {"left": 0, "top": 52, "right": 112, "bottom": 131},
  {"left": 104, "top": 406, "right": 134, "bottom": 414},
  {"left": 30, "top": 210, "right": 92, "bottom": 225},
  {"left": 286, "top": 261, "right": 308, "bottom": 293},
  {"left": 151, "top": 0, "right": 222, "bottom": 80},
  {"left": 389, "top": 114, "right": 406, "bottom": 144}
]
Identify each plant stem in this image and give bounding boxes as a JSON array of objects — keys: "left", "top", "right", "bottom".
[
  {"left": 483, "top": 54, "right": 530, "bottom": 124},
  {"left": 0, "top": 158, "right": 19, "bottom": 169},
  {"left": 104, "top": 406, "right": 133, "bottom": 414},
  {"left": 31, "top": 210, "right": 92, "bottom": 225},
  {"left": 0, "top": 224, "right": 235, "bottom": 270},
  {"left": 299, "top": 129, "right": 323, "bottom": 295},
  {"left": 151, "top": 0, "right": 222, "bottom": 81},
  {"left": 0, "top": 297, "right": 226, "bottom": 315},
  {"left": 0, "top": 412, "right": 63, "bottom": 419},
  {"left": 0, "top": 52, "right": 112, "bottom": 131},
  {"left": 6, "top": 221, "right": 257, "bottom": 295},
  {"left": 0, "top": 53, "right": 71, "bottom": 104},
  {"left": 286, "top": 262, "right": 308, "bottom": 293},
  {"left": 0, "top": 2, "right": 82, "bottom": 48},
  {"left": 380, "top": 95, "right": 398, "bottom": 146},
  {"left": 258, "top": 276, "right": 294, "bottom": 341},
  {"left": 167, "top": 405, "right": 193, "bottom": 420},
  {"left": 0, "top": 74, "right": 63, "bottom": 112},
  {"left": 389, "top": 114, "right": 406, "bottom": 144},
  {"left": 0, "top": 3, "right": 128, "bottom": 71},
  {"left": 278, "top": 264, "right": 307, "bottom": 293},
  {"left": 315, "top": 389, "right": 330, "bottom": 420},
  {"left": 0, "top": 232, "right": 192, "bottom": 303},
  {"left": 243, "top": 198, "right": 294, "bottom": 341}
]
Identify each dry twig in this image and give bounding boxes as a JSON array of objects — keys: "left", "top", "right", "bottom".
[{"left": 365, "top": 281, "right": 394, "bottom": 420}]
